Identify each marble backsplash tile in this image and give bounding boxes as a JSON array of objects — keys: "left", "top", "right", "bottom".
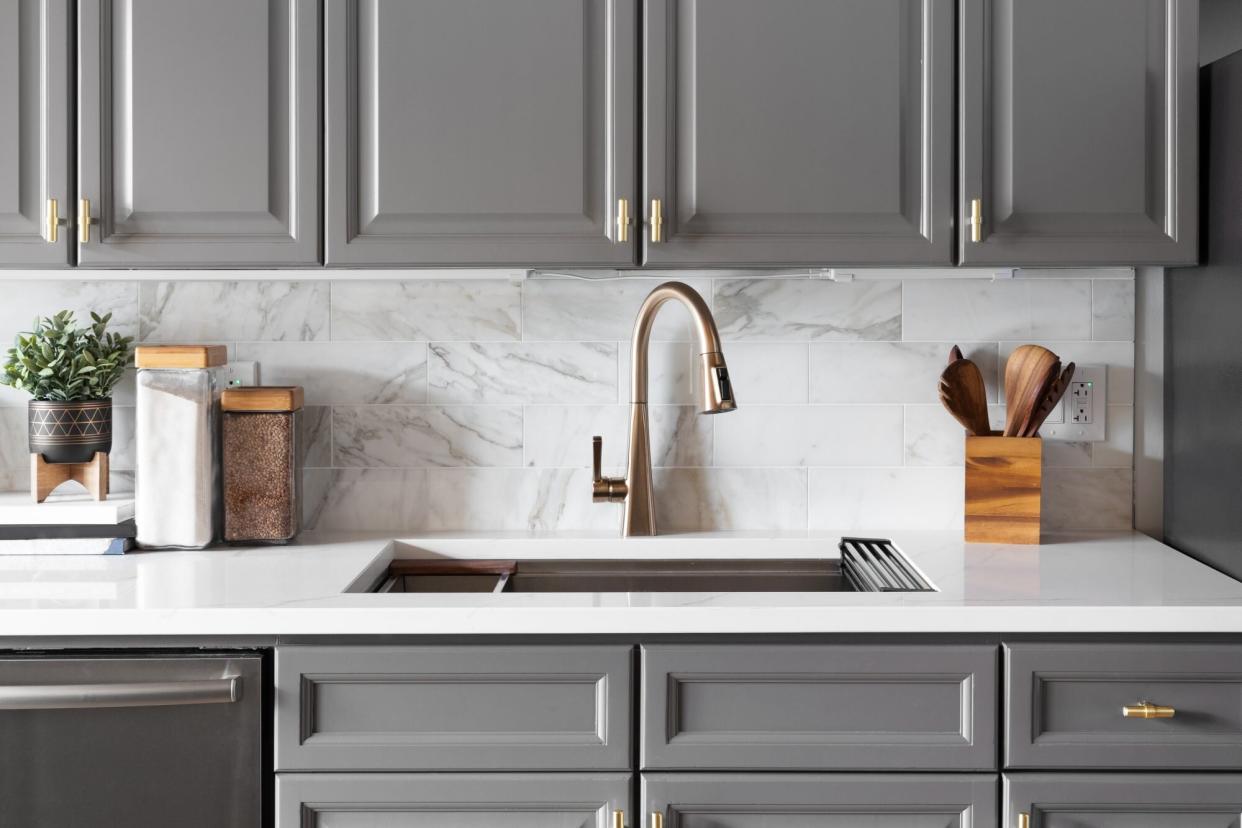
[{"left": 0, "top": 270, "right": 1138, "bottom": 534}]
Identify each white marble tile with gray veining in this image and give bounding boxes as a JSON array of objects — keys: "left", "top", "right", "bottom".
[
  {"left": 652, "top": 468, "right": 808, "bottom": 531},
  {"left": 1043, "top": 467, "right": 1133, "bottom": 530},
  {"left": 809, "top": 467, "right": 965, "bottom": 531},
  {"left": 715, "top": 279, "right": 901, "bottom": 341},
  {"left": 1042, "top": 440, "right": 1093, "bottom": 467},
  {"left": 429, "top": 342, "right": 617, "bottom": 405},
  {"left": 714, "top": 405, "right": 903, "bottom": 467},
  {"left": 811, "top": 342, "right": 998, "bottom": 404},
  {"left": 1093, "top": 405, "right": 1134, "bottom": 468},
  {"left": 139, "top": 281, "right": 328, "bottom": 342},
  {"left": 424, "top": 468, "right": 616, "bottom": 532},
  {"left": 302, "top": 468, "right": 428, "bottom": 531},
  {"left": 903, "top": 404, "right": 965, "bottom": 467},
  {"left": 999, "top": 340, "right": 1133, "bottom": 403},
  {"left": 331, "top": 280, "right": 521, "bottom": 341},
  {"left": 903, "top": 279, "right": 1092, "bottom": 341},
  {"left": 333, "top": 405, "right": 522, "bottom": 468},
  {"left": 619, "top": 341, "right": 691, "bottom": 404},
  {"left": 0, "top": 408, "right": 26, "bottom": 474},
  {"left": 522, "top": 404, "right": 711, "bottom": 468},
  {"left": 0, "top": 281, "right": 139, "bottom": 341},
  {"left": 236, "top": 341, "right": 428, "bottom": 405},
  {"left": 522, "top": 278, "right": 711, "bottom": 341},
  {"left": 303, "top": 406, "right": 332, "bottom": 468},
  {"left": 108, "top": 406, "right": 135, "bottom": 470},
  {"left": 722, "top": 343, "right": 809, "bottom": 403},
  {"left": 1092, "top": 279, "right": 1136, "bottom": 341}
]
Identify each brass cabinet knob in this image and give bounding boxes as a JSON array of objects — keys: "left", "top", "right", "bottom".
[
  {"left": 651, "top": 813, "right": 664, "bottom": 828},
  {"left": 591, "top": 436, "right": 627, "bottom": 503},
  {"left": 1122, "top": 701, "right": 1175, "bottom": 719},
  {"left": 1018, "top": 814, "right": 1030, "bottom": 828},
  {"left": 650, "top": 198, "right": 664, "bottom": 243},
  {"left": 79, "top": 197, "right": 94, "bottom": 244},
  {"left": 969, "top": 197, "right": 983, "bottom": 243},
  {"left": 613, "top": 811, "right": 624, "bottom": 828},
  {"left": 45, "top": 198, "right": 64, "bottom": 243},
  {"left": 616, "top": 198, "right": 631, "bottom": 243}
]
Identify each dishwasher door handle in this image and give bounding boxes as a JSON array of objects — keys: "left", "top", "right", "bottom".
[{"left": 0, "top": 677, "right": 240, "bottom": 710}]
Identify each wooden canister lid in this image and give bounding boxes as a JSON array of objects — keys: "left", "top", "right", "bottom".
[
  {"left": 221, "top": 386, "right": 304, "bottom": 412},
  {"left": 135, "top": 344, "right": 228, "bottom": 369}
]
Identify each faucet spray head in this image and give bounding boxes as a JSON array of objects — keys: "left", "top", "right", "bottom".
[{"left": 695, "top": 352, "right": 737, "bottom": 415}]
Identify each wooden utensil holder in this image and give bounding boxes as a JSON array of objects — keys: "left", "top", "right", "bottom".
[{"left": 964, "top": 436, "right": 1041, "bottom": 544}]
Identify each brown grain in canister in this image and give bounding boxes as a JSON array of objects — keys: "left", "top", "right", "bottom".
[{"left": 222, "top": 409, "right": 302, "bottom": 543}]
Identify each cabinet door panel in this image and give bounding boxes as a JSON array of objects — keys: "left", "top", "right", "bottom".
[
  {"left": 277, "top": 773, "right": 630, "bottom": 828},
  {"left": 0, "top": 0, "right": 70, "bottom": 267},
  {"left": 77, "top": 0, "right": 320, "bottom": 266},
  {"left": 326, "top": 0, "right": 636, "bottom": 267},
  {"left": 644, "top": 774, "right": 998, "bottom": 828},
  {"left": 960, "top": 0, "right": 1197, "bottom": 264},
  {"left": 1005, "top": 773, "right": 1242, "bottom": 828},
  {"left": 643, "top": 0, "right": 953, "bottom": 266}
]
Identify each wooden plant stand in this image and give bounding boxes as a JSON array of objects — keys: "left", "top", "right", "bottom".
[{"left": 31, "top": 452, "right": 110, "bottom": 503}]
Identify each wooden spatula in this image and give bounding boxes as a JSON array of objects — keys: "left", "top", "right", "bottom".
[
  {"left": 1023, "top": 362, "right": 1076, "bottom": 437},
  {"left": 939, "top": 357, "right": 992, "bottom": 436},
  {"left": 1004, "top": 345, "right": 1061, "bottom": 437}
]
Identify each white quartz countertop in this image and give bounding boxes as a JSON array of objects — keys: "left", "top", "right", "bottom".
[{"left": 1, "top": 530, "right": 1241, "bottom": 636}]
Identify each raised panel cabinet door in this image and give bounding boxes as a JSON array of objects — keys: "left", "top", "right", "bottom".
[
  {"left": 1005, "top": 773, "right": 1242, "bottom": 828},
  {"left": 326, "top": 0, "right": 637, "bottom": 267},
  {"left": 0, "top": 0, "right": 70, "bottom": 267},
  {"left": 642, "top": 0, "right": 953, "bottom": 267},
  {"left": 77, "top": 0, "right": 320, "bottom": 267},
  {"left": 277, "top": 773, "right": 631, "bottom": 828},
  {"left": 644, "top": 773, "right": 999, "bottom": 828},
  {"left": 959, "top": 0, "right": 1198, "bottom": 265}
]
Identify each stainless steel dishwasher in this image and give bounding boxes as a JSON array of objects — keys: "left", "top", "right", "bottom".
[{"left": 0, "top": 651, "right": 263, "bottom": 827}]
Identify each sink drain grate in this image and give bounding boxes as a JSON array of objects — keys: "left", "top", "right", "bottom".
[{"left": 839, "top": 537, "right": 933, "bottom": 592}]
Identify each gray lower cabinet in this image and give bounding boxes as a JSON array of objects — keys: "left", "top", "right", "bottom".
[
  {"left": 277, "top": 773, "right": 631, "bottom": 828},
  {"left": 275, "top": 644, "right": 632, "bottom": 771},
  {"left": 76, "top": 0, "right": 320, "bottom": 266},
  {"left": 641, "top": 644, "right": 997, "bottom": 770},
  {"left": 642, "top": 0, "right": 954, "bottom": 266},
  {"left": 325, "top": 0, "right": 637, "bottom": 267},
  {"left": 1005, "top": 643, "right": 1242, "bottom": 769},
  {"left": 0, "top": 0, "right": 71, "bottom": 267},
  {"left": 644, "top": 773, "right": 999, "bottom": 828},
  {"left": 959, "top": 0, "right": 1198, "bottom": 265},
  {"left": 1005, "top": 773, "right": 1242, "bottom": 828}
]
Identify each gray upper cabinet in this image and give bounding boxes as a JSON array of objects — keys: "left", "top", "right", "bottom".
[
  {"left": 645, "top": 773, "right": 998, "bottom": 828},
  {"left": 1005, "top": 773, "right": 1242, "bottom": 828},
  {"left": 642, "top": 0, "right": 954, "bottom": 267},
  {"left": 76, "top": 0, "right": 320, "bottom": 267},
  {"left": 959, "top": 0, "right": 1198, "bottom": 265},
  {"left": 0, "top": 0, "right": 70, "bottom": 267},
  {"left": 325, "top": 0, "right": 637, "bottom": 267}
]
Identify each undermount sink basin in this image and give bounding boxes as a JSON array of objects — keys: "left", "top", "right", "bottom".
[{"left": 367, "top": 538, "right": 933, "bottom": 595}]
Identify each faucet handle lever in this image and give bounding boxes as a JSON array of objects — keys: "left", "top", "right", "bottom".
[{"left": 591, "top": 436, "right": 627, "bottom": 503}]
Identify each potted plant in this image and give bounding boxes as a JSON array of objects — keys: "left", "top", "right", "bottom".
[{"left": 1, "top": 310, "right": 134, "bottom": 464}]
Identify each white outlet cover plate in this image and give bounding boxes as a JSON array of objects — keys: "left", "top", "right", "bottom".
[{"left": 1039, "top": 363, "right": 1106, "bottom": 442}]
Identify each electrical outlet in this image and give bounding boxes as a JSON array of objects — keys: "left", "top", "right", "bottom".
[{"left": 1040, "top": 364, "right": 1107, "bottom": 442}]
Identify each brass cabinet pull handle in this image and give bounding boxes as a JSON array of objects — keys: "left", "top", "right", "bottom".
[
  {"left": 45, "top": 198, "right": 63, "bottom": 243},
  {"left": 1018, "top": 814, "right": 1030, "bottom": 828},
  {"left": 969, "top": 197, "right": 983, "bottom": 243},
  {"left": 651, "top": 813, "right": 664, "bottom": 828},
  {"left": 616, "top": 198, "right": 630, "bottom": 243},
  {"left": 79, "top": 197, "right": 93, "bottom": 244},
  {"left": 613, "top": 811, "right": 624, "bottom": 828},
  {"left": 1122, "top": 701, "right": 1175, "bottom": 719},
  {"left": 650, "top": 198, "right": 664, "bottom": 243}
]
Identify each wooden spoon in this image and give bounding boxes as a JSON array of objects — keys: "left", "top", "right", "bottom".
[
  {"left": 1024, "top": 362, "right": 1076, "bottom": 437},
  {"left": 939, "top": 358, "right": 992, "bottom": 436},
  {"left": 1003, "top": 345, "right": 1061, "bottom": 437},
  {"left": 948, "top": 344, "right": 964, "bottom": 365}
]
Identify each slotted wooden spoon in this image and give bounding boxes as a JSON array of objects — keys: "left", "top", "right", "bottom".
[
  {"left": 1023, "top": 362, "right": 1076, "bottom": 437},
  {"left": 939, "top": 357, "right": 992, "bottom": 436}
]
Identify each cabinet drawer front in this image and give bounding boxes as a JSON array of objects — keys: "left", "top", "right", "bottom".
[
  {"left": 276, "top": 645, "right": 631, "bottom": 771},
  {"left": 1005, "top": 773, "right": 1242, "bottom": 828},
  {"left": 1006, "top": 643, "right": 1242, "bottom": 769},
  {"left": 278, "top": 773, "right": 630, "bottom": 828},
  {"left": 644, "top": 773, "right": 998, "bottom": 828},
  {"left": 641, "top": 645, "right": 997, "bottom": 770}
]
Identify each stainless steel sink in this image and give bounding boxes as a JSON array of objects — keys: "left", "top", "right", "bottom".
[{"left": 369, "top": 538, "right": 933, "bottom": 594}]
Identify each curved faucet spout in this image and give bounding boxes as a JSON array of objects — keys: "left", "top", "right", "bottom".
[{"left": 630, "top": 281, "right": 736, "bottom": 414}]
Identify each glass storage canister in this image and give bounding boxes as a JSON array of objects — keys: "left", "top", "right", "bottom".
[
  {"left": 220, "top": 386, "right": 304, "bottom": 544},
  {"left": 135, "top": 345, "right": 230, "bottom": 549}
]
